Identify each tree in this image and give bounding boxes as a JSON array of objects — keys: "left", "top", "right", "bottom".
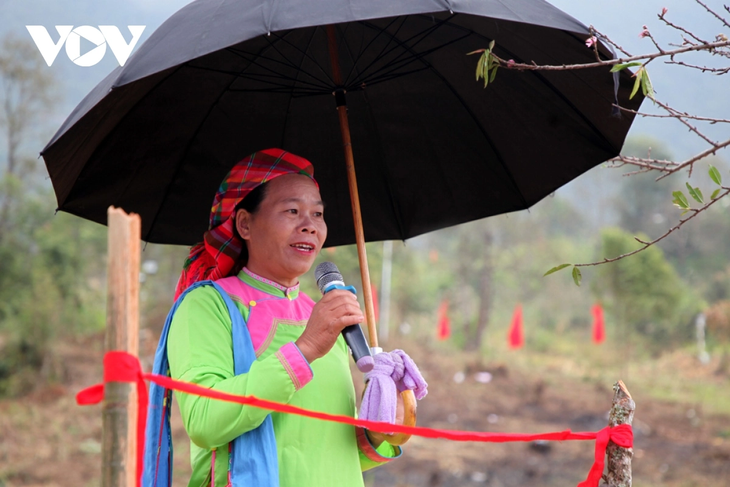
[
  {"left": 593, "top": 227, "right": 704, "bottom": 346},
  {"left": 0, "top": 35, "right": 108, "bottom": 396},
  {"left": 473, "top": 1, "right": 730, "bottom": 279},
  {"left": 0, "top": 34, "right": 56, "bottom": 240}
]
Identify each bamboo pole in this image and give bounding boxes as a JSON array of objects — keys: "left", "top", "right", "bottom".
[
  {"left": 326, "top": 25, "right": 378, "bottom": 348},
  {"left": 606, "top": 380, "right": 635, "bottom": 486},
  {"left": 102, "top": 207, "right": 141, "bottom": 487}
]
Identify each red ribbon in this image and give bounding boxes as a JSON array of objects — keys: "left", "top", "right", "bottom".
[
  {"left": 76, "top": 352, "right": 148, "bottom": 487},
  {"left": 77, "top": 352, "right": 632, "bottom": 487}
]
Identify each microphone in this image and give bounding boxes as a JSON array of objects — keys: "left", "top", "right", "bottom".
[{"left": 315, "top": 262, "right": 374, "bottom": 373}]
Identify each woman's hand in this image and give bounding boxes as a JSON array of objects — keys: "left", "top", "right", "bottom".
[{"left": 295, "top": 290, "right": 364, "bottom": 363}]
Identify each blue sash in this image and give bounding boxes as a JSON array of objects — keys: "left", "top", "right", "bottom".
[{"left": 142, "top": 280, "right": 279, "bottom": 486}]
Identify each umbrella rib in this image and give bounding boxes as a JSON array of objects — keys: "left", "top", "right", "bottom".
[
  {"left": 352, "top": 14, "right": 456, "bottom": 86},
  {"left": 353, "top": 66, "right": 432, "bottom": 88},
  {"left": 361, "top": 87, "right": 409, "bottom": 241},
  {"left": 267, "top": 29, "right": 337, "bottom": 87},
  {"left": 342, "top": 16, "right": 403, "bottom": 85},
  {"left": 355, "top": 33, "right": 470, "bottom": 88},
  {"left": 186, "top": 64, "right": 330, "bottom": 93},
  {"left": 224, "top": 47, "right": 332, "bottom": 91},
  {"left": 362, "top": 21, "right": 529, "bottom": 209},
  {"left": 281, "top": 28, "right": 321, "bottom": 145},
  {"left": 345, "top": 17, "right": 409, "bottom": 86}
]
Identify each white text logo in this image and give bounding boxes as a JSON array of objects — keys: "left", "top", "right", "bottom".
[{"left": 26, "top": 25, "right": 146, "bottom": 67}]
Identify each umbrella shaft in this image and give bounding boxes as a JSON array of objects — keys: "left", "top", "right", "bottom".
[{"left": 327, "top": 25, "right": 378, "bottom": 348}]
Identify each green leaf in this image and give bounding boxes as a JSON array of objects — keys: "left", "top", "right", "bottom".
[
  {"left": 489, "top": 40, "right": 495, "bottom": 51},
  {"left": 543, "top": 263, "right": 571, "bottom": 276},
  {"left": 572, "top": 266, "right": 582, "bottom": 287},
  {"left": 709, "top": 165, "right": 722, "bottom": 186},
  {"left": 640, "top": 70, "right": 648, "bottom": 95},
  {"left": 489, "top": 65, "right": 498, "bottom": 83},
  {"left": 672, "top": 190, "right": 690, "bottom": 209},
  {"left": 609, "top": 61, "right": 643, "bottom": 72},
  {"left": 711, "top": 188, "right": 722, "bottom": 200},
  {"left": 686, "top": 182, "right": 704, "bottom": 204},
  {"left": 642, "top": 69, "right": 655, "bottom": 100},
  {"left": 630, "top": 68, "right": 643, "bottom": 99},
  {"left": 475, "top": 55, "right": 481, "bottom": 81}
]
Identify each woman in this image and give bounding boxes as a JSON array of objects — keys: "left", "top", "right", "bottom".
[{"left": 145, "top": 149, "right": 401, "bottom": 487}]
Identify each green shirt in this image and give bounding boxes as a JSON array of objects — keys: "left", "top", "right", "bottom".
[{"left": 167, "top": 271, "right": 400, "bottom": 487}]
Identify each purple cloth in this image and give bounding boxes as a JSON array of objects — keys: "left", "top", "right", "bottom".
[{"left": 359, "top": 350, "right": 428, "bottom": 426}]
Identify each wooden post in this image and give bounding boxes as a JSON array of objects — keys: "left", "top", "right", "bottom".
[
  {"left": 102, "top": 207, "right": 141, "bottom": 487},
  {"left": 605, "top": 380, "right": 635, "bottom": 487}
]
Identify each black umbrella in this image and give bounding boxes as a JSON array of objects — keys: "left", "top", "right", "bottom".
[{"left": 41, "top": 0, "right": 643, "bottom": 350}]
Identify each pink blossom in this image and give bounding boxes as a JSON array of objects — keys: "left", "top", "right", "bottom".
[
  {"left": 585, "top": 36, "right": 597, "bottom": 48},
  {"left": 507, "top": 59, "right": 515, "bottom": 67},
  {"left": 661, "top": 7, "right": 668, "bottom": 16},
  {"left": 639, "top": 29, "right": 650, "bottom": 38}
]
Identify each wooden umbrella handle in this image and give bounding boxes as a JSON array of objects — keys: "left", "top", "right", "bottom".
[
  {"left": 365, "top": 389, "right": 417, "bottom": 446},
  {"left": 327, "top": 24, "right": 379, "bottom": 348},
  {"left": 380, "top": 389, "right": 417, "bottom": 446}
]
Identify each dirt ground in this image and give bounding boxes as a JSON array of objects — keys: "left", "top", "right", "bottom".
[{"left": 1, "top": 332, "right": 728, "bottom": 487}]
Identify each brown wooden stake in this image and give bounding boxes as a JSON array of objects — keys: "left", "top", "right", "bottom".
[
  {"left": 326, "top": 24, "right": 378, "bottom": 348},
  {"left": 605, "top": 380, "right": 635, "bottom": 487},
  {"left": 102, "top": 207, "right": 141, "bottom": 487}
]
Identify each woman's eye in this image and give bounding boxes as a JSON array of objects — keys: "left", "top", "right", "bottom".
[
  {"left": 313, "top": 212, "right": 323, "bottom": 218},
  {"left": 287, "top": 209, "right": 298, "bottom": 214}
]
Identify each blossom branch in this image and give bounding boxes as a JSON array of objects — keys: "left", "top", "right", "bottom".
[
  {"left": 614, "top": 104, "right": 730, "bottom": 123},
  {"left": 575, "top": 187, "right": 730, "bottom": 268},
  {"left": 490, "top": 39, "right": 730, "bottom": 72},
  {"left": 695, "top": 0, "right": 730, "bottom": 28}
]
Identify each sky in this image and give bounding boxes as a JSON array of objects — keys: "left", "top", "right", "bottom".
[{"left": 0, "top": 0, "right": 727, "bottom": 191}]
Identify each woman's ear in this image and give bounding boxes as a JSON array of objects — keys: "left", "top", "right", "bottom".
[{"left": 235, "top": 209, "right": 252, "bottom": 240}]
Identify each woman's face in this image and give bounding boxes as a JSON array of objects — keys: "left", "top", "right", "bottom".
[{"left": 236, "top": 174, "right": 327, "bottom": 287}]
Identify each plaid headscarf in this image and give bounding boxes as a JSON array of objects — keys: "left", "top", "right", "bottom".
[{"left": 174, "top": 148, "right": 317, "bottom": 300}]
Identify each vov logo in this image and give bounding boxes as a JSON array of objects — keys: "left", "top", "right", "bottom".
[{"left": 26, "top": 25, "right": 146, "bottom": 67}]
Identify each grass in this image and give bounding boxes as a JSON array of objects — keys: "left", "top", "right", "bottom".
[{"left": 478, "top": 324, "right": 730, "bottom": 415}]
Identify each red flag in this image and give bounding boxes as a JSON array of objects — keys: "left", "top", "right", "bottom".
[
  {"left": 591, "top": 303, "right": 605, "bottom": 344},
  {"left": 508, "top": 305, "right": 524, "bottom": 349},
  {"left": 370, "top": 284, "right": 380, "bottom": 323},
  {"left": 437, "top": 299, "right": 451, "bottom": 340}
]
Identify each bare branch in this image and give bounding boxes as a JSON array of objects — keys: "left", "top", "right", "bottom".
[
  {"left": 653, "top": 98, "right": 719, "bottom": 148},
  {"left": 608, "top": 156, "right": 678, "bottom": 173},
  {"left": 492, "top": 39, "right": 730, "bottom": 72},
  {"left": 591, "top": 27, "right": 632, "bottom": 57},
  {"left": 660, "top": 15, "right": 710, "bottom": 45},
  {"left": 576, "top": 188, "right": 730, "bottom": 268},
  {"left": 657, "top": 138, "right": 730, "bottom": 180},
  {"left": 695, "top": 0, "right": 730, "bottom": 28},
  {"left": 665, "top": 58, "right": 730, "bottom": 74},
  {"left": 615, "top": 104, "right": 730, "bottom": 123}
]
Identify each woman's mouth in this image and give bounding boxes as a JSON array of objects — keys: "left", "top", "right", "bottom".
[{"left": 290, "top": 243, "right": 315, "bottom": 253}]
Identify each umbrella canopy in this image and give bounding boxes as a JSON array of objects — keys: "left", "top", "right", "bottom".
[{"left": 42, "top": 0, "right": 643, "bottom": 247}]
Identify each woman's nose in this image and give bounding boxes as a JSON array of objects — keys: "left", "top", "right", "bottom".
[{"left": 299, "top": 216, "right": 316, "bottom": 233}]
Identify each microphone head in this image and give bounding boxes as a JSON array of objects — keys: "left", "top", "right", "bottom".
[{"left": 315, "top": 261, "right": 343, "bottom": 293}]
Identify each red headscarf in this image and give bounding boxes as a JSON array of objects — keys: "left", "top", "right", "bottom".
[{"left": 174, "top": 148, "right": 317, "bottom": 300}]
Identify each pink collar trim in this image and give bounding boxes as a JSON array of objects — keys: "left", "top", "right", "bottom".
[{"left": 242, "top": 267, "right": 299, "bottom": 296}]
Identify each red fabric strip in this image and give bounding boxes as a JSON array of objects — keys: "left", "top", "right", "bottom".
[
  {"left": 76, "top": 351, "right": 148, "bottom": 487},
  {"left": 76, "top": 352, "right": 633, "bottom": 487}
]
